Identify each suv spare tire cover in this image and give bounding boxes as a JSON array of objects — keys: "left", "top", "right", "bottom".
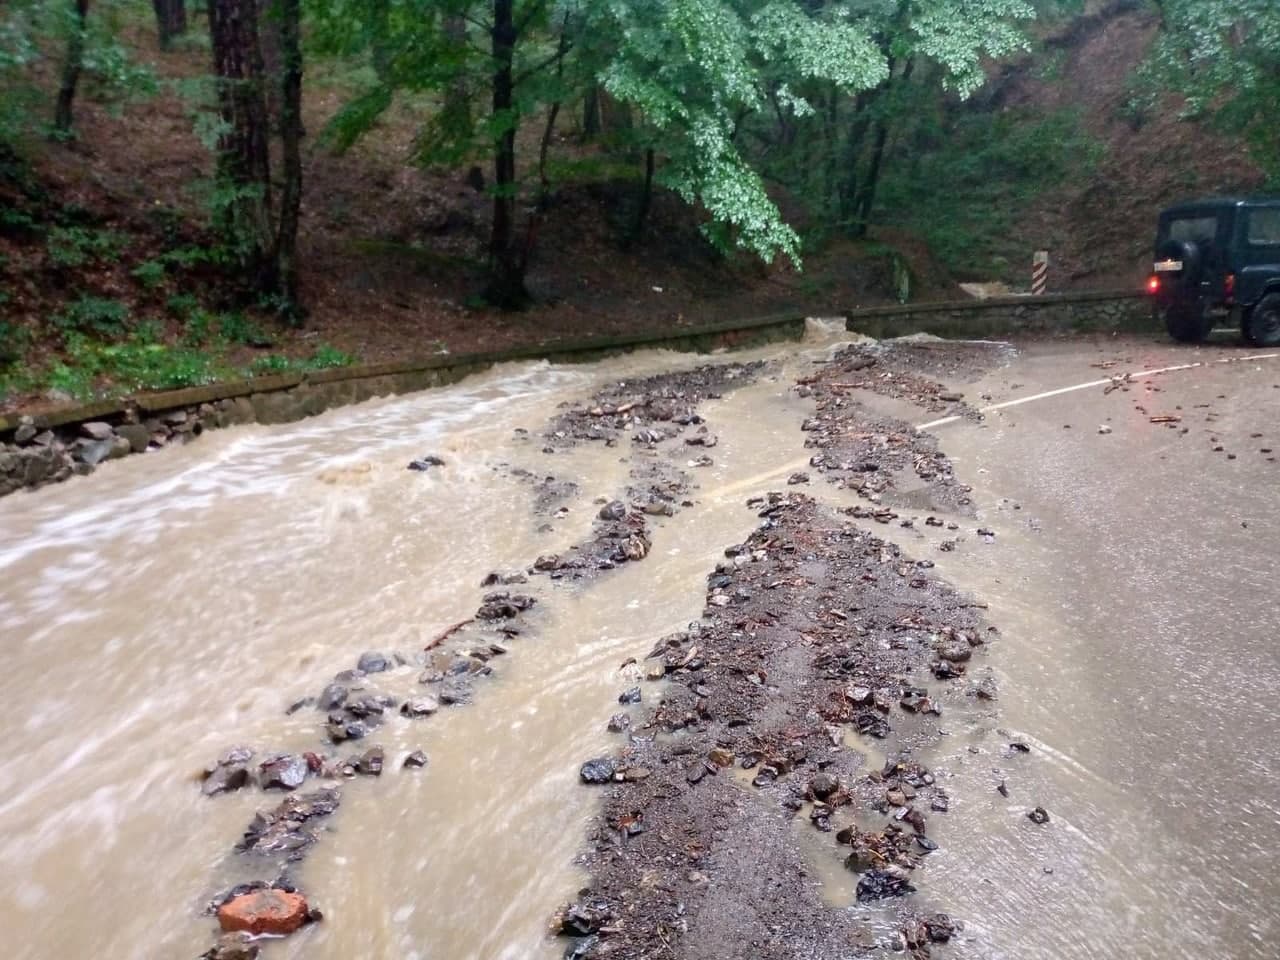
[{"left": 1157, "top": 238, "right": 1203, "bottom": 291}]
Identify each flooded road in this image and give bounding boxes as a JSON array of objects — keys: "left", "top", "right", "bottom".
[
  {"left": 0, "top": 335, "right": 845, "bottom": 960},
  {"left": 3, "top": 331, "right": 1279, "bottom": 960}
]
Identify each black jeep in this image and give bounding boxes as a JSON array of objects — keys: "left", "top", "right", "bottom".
[{"left": 1149, "top": 197, "right": 1280, "bottom": 346}]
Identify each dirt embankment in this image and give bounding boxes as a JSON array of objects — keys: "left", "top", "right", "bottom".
[
  {"left": 986, "top": 0, "right": 1264, "bottom": 288},
  {"left": 1, "top": 31, "right": 901, "bottom": 415},
  {"left": 555, "top": 343, "right": 1008, "bottom": 959}
]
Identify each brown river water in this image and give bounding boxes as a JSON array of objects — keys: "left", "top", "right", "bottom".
[{"left": 2, "top": 332, "right": 1277, "bottom": 960}]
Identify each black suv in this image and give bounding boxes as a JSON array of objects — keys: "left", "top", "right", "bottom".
[{"left": 1149, "top": 197, "right": 1280, "bottom": 345}]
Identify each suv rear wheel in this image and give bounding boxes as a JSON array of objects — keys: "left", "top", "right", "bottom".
[
  {"left": 1161, "top": 300, "right": 1213, "bottom": 343},
  {"left": 1243, "top": 293, "right": 1280, "bottom": 348}
]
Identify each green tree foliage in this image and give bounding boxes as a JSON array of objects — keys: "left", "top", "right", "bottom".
[
  {"left": 1141, "top": 0, "right": 1280, "bottom": 185},
  {"left": 309, "top": 0, "right": 1041, "bottom": 300},
  {"left": 0, "top": 0, "right": 151, "bottom": 149}
]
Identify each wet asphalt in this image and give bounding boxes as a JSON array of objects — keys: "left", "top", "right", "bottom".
[{"left": 918, "top": 333, "right": 1280, "bottom": 959}]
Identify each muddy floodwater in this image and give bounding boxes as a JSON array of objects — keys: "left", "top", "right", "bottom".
[{"left": 2, "top": 333, "right": 1279, "bottom": 960}]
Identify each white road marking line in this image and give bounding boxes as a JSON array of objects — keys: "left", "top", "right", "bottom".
[{"left": 915, "top": 352, "right": 1280, "bottom": 431}]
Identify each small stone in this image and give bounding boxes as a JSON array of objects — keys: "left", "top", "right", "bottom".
[
  {"left": 1028, "top": 806, "right": 1050, "bottom": 825},
  {"left": 202, "top": 931, "right": 260, "bottom": 960},
  {"left": 80, "top": 421, "right": 115, "bottom": 441},
  {"left": 624, "top": 533, "right": 650, "bottom": 561},
  {"left": 810, "top": 773, "right": 838, "bottom": 800},
  {"left": 216, "top": 888, "right": 310, "bottom": 936},
  {"left": 355, "top": 747, "right": 384, "bottom": 776},
  {"left": 76, "top": 438, "right": 114, "bottom": 466},
  {"left": 317, "top": 683, "right": 348, "bottom": 711},
  {"left": 606, "top": 713, "right": 631, "bottom": 733},
  {"left": 407, "top": 455, "right": 446, "bottom": 470},
  {"left": 327, "top": 719, "right": 369, "bottom": 743},
  {"left": 439, "top": 677, "right": 472, "bottom": 705},
  {"left": 925, "top": 913, "right": 956, "bottom": 943},
  {"left": 856, "top": 869, "right": 916, "bottom": 902},
  {"left": 645, "top": 662, "right": 666, "bottom": 681},
  {"left": 580, "top": 758, "right": 616, "bottom": 784},
  {"left": 707, "top": 747, "right": 734, "bottom": 768},
  {"left": 117, "top": 423, "right": 150, "bottom": 453},
  {"left": 847, "top": 686, "right": 874, "bottom": 706},
  {"left": 400, "top": 696, "right": 439, "bottom": 718},
  {"left": 13, "top": 422, "right": 36, "bottom": 445},
  {"left": 598, "top": 500, "right": 626, "bottom": 521},
  {"left": 259, "top": 754, "right": 308, "bottom": 791},
  {"left": 938, "top": 641, "right": 972, "bottom": 663},
  {"left": 356, "top": 651, "right": 389, "bottom": 673},
  {"left": 618, "top": 687, "right": 642, "bottom": 704},
  {"left": 202, "top": 750, "right": 252, "bottom": 797},
  {"left": 403, "top": 750, "right": 429, "bottom": 769}
]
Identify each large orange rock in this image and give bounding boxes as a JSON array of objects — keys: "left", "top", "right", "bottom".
[{"left": 216, "top": 888, "right": 309, "bottom": 936}]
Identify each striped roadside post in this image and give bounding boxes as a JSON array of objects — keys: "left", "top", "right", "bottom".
[{"left": 1032, "top": 250, "right": 1049, "bottom": 295}]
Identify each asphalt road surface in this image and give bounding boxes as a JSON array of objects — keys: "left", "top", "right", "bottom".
[{"left": 911, "top": 334, "right": 1280, "bottom": 960}]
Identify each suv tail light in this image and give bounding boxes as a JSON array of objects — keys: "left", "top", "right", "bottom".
[
  {"left": 1147, "top": 276, "right": 1160, "bottom": 294},
  {"left": 1225, "top": 272, "right": 1236, "bottom": 303}
]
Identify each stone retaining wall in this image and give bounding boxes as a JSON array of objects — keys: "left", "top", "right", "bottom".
[
  {"left": 843, "top": 289, "right": 1152, "bottom": 339},
  {"left": 0, "top": 291, "right": 1152, "bottom": 497}
]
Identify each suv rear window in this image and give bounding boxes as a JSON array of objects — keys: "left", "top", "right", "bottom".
[
  {"left": 1247, "top": 209, "right": 1280, "bottom": 246},
  {"left": 1166, "top": 216, "right": 1218, "bottom": 245}
]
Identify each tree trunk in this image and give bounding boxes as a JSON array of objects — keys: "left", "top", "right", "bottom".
[
  {"left": 581, "top": 84, "right": 600, "bottom": 141},
  {"left": 628, "top": 147, "right": 655, "bottom": 247},
  {"left": 822, "top": 86, "right": 839, "bottom": 213},
  {"left": 852, "top": 59, "right": 912, "bottom": 237},
  {"left": 484, "top": 0, "right": 528, "bottom": 309},
  {"left": 836, "top": 89, "right": 873, "bottom": 224},
  {"left": 53, "top": 0, "right": 90, "bottom": 137},
  {"left": 207, "top": 0, "right": 273, "bottom": 285},
  {"left": 599, "top": 88, "right": 633, "bottom": 152},
  {"left": 254, "top": 0, "right": 283, "bottom": 128},
  {"left": 273, "top": 0, "right": 303, "bottom": 318},
  {"left": 153, "top": 0, "right": 187, "bottom": 50}
]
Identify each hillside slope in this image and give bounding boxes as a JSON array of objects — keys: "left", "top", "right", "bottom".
[{"left": 994, "top": 1, "right": 1265, "bottom": 288}]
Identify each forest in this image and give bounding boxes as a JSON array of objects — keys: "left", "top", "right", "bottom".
[{"left": 0, "top": 0, "right": 1275, "bottom": 410}]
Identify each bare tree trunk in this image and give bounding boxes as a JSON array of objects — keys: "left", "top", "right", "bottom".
[
  {"left": 273, "top": 0, "right": 303, "bottom": 318},
  {"left": 53, "top": 0, "right": 90, "bottom": 137},
  {"left": 254, "top": 0, "right": 282, "bottom": 128},
  {"left": 207, "top": 0, "right": 273, "bottom": 286},
  {"left": 581, "top": 84, "right": 600, "bottom": 141},
  {"left": 627, "top": 147, "right": 654, "bottom": 247},
  {"left": 484, "top": 0, "right": 528, "bottom": 309},
  {"left": 836, "top": 89, "right": 873, "bottom": 224},
  {"left": 822, "top": 85, "right": 839, "bottom": 213},
  {"left": 852, "top": 59, "right": 912, "bottom": 237},
  {"left": 153, "top": 0, "right": 187, "bottom": 50}
]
